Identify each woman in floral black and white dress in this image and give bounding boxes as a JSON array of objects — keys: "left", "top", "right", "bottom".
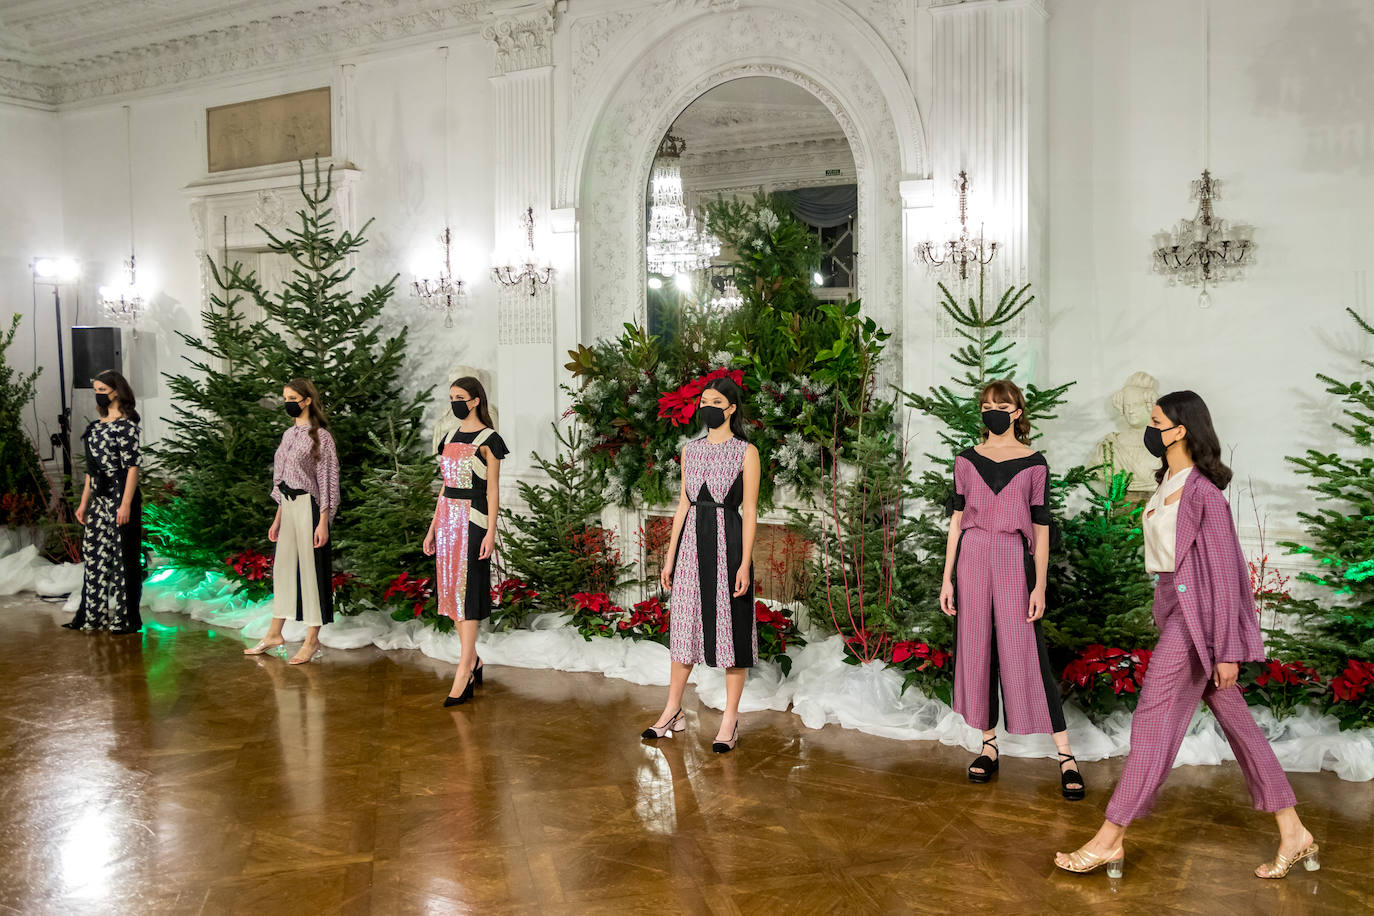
[{"left": 65, "top": 370, "right": 144, "bottom": 634}]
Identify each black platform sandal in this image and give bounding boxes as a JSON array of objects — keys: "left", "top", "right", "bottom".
[
  {"left": 1059, "top": 752, "right": 1086, "bottom": 801},
  {"left": 967, "top": 737, "right": 999, "bottom": 783}
]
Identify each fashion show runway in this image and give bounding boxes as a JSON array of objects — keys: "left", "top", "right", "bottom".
[{"left": 0, "top": 595, "right": 1367, "bottom": 915}]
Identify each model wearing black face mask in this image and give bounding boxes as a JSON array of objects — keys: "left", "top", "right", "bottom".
[
  {"left": 698, "top": 405, "right": 728, "bottom": 431},
  {"left": 284, "top": 401, "right": 304, "bottom": 419},
  {"left": 451, "top": 399, "right": 472, "bottom": 420},
  {"left": 1143, "top": 423, "right": 1181, "bottom": 459},
  {"left": 981, "top": 409, "right": 1015, "bottom": 436},
  {"left": 95, "top": 392, "right": 112, "bottom": 411}
]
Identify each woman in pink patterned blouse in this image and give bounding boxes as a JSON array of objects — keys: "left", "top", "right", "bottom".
[{"left": 244, "top": 378, "right": 341, "bottom": 665}]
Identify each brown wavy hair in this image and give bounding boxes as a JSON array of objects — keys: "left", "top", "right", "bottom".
[
  {"left": 1154, "top": 390, "right": 1232, "bottom": 490},
  {"left": 94, "top": 369, "right": 140, "bottom": 424},
  {"left": 451, "top": 376, "right": 495, "bottom": 430},
  {"left": 978, "top": 379, "right": 1032, "bottom": 446},
  {"left": 285, "top": 378, "right": 330, "bottom": 460}
]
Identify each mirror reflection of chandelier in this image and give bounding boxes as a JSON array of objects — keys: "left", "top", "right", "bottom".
[{"left": 647, "top": 133, "right": 720, "bottom": 275}]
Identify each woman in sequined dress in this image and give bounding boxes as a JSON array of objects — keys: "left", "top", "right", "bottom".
[{"left": 424, "top": 376, "right": 508, "bottom": 707}]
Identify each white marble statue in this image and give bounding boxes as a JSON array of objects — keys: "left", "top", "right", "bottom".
[
  {"left": 1093, "top": 371, "right": 1160, "bottom": 495},
  {"left": 431, "top": 365, "right": 498, "bottom": 454}
]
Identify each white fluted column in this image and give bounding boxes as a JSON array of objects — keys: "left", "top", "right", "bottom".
[
  {"left": 928, "top": 0, "right": 1048, "bottom": 336},
  {"left": 484, "top": 1, "right": 561, "bottom": 467}
]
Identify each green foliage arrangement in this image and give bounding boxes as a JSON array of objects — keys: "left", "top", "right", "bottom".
[{"left": 0, "top": 313, "right": 50, "bottom": 528}]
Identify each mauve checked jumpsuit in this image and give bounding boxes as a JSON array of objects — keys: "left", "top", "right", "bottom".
[{"left": 949, "top": 449, "right": 1067, "bottom": 735}]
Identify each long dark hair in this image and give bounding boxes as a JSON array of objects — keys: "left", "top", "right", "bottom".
[
  {"left": 700, "top": 376, "right": 749, "bottom": 441},
  {"left": 95, "top": 369, "right": 140, "bottom": 424},
  {"left": 1155, "top": 390, "right": 1231, "bottom": 490},
  {"left": 285, "top": 378, "right": 330, "bottom": 461},
  {"left": 451, "top": 376, "right": 496, "bottom": 430},
  {"left": 978, "top": 378, "right": 1031, "bottom": 446}
]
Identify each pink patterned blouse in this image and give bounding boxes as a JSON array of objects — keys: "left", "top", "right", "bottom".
[{"left": 271, "top": 424, "right": 341, "bottom": 521}]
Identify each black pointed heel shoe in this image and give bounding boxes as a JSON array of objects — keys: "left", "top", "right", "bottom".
[
  {"left": 712, "top": 723, "right": 739, "bottom": 754},
  {"left": 967, "top": 737, "right": 999, "bottom": 783},
  {"left": 1059, "top": 752, "right": 1086, "bottom": 801},
  {"left": 443, "top": 675, "right": 476, "bottom": 707}
]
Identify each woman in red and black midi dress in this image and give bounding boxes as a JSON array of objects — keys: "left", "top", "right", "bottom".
[
  {"left": 940, "top": 382, "right": 1083, "bottom": 798},
  {"left": 642, "top": 377, "right": 760, "bottom": 753}
]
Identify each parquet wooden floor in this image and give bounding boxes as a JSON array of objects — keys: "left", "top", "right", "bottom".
[{"left": 0, "top": 594, "right": 1368, "bottom": 915}]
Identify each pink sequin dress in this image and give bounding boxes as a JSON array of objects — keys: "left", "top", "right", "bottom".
[
  {"left": 669, "top": 436, "right": 757, "bottom": 668},
  {"left": 436, "top": 427, "right": 508, "bottom": 621}
]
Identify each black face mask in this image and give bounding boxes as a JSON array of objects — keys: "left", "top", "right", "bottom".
[
  {"left": 284, "top": 401, "right": 304, "bottom": 418},
  {"left": 95, "top": 392, "right": 112, "bottom": 411},
  {"left": 1143, "top": 424, "right": 1179, "bottom": 459},
  {"left": 981, "top": 409, "right": 1014, "bottom": 436},
  {"left": 699, "top": 405, "right": 728, "bottom": 430},
  {"left": 451, "top": 400, "right": 471, "bottom": 420}
]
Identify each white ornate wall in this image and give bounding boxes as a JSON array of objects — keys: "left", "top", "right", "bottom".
[
  {"left": 5, "top": 0, "right": 1371, "bottom": 556},
  {"left": 562, "top": 0, "right": 928, "bottom": 364}
]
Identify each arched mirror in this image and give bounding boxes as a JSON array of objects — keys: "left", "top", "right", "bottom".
[{"left": 644, "top": 76, "right": 856, "bottom": 336}]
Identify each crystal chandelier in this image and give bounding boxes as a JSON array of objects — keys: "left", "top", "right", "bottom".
[
  {"left": 99, "top": 105, "right": 148, "bottom": 325},
  {"left": 492, "top": 207, "right": 554, "bottom": 296},
  {"left": 646, "top": 133, "right": 720, "bottom": 276},
  {"left": 99, "top": 254, "right": 144, "bottom": 325},
  {"left": 1150, "top": 2, "right": 1253, "bottom": 308},
  {"left": 1152, "top": 170, "right": 1253, "bottom": 307},
  {"left": 412, "top": 227, "right": 467, "bottom": 327},
  {"left": 915, "top": 170, "right": 997, "bottom": 282}
]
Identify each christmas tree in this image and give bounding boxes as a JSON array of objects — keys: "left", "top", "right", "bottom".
[
  {"left": 896, "top": 269, "right": 1086, "bottom": 651},
  {"left": 146, "top": 160, "right": 424, "bottom": 577},
  {"left": 499, "top": 424, "right": 628, "bottom": 616},
  {"left": 0, "top": 313, "right": 49, "bottom": 528},
  {"left": 333, "top": 418, "right": 437, "bottom": 612},
  {"left": 1043, "top": 458, "right": 1156, "bottom": 663},
  {"left": 1276, "top": 306, "right": 1374, "bottom": 669}
]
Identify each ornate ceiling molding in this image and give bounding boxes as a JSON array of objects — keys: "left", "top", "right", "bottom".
[{"left": 0, "top": 0, "right": 488, "bottom": 108}]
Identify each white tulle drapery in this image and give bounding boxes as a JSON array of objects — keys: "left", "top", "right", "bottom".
[{"left": 3, "top": 541, "right": 1370, "bottom": 783}]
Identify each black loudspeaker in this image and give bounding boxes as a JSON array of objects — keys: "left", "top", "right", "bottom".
[{"left": 71, "top": 326, "right": 122, "bottom": 389}]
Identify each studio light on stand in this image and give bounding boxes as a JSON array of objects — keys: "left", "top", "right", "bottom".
[{"left": 31, "top": 257, "right": 81, "bottom": 495}]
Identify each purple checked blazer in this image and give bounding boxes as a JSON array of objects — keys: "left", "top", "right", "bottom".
[{"left": 1158, "top": 470, "right": 1266, "bottom": 669}]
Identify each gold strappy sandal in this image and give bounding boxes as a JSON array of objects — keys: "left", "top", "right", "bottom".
[
  {"left": 1055, "top": 845, "right": 1124, "bottom": 878},
  {"left": 1255, "top": 840, "right": 1319, "bottom": 879}
]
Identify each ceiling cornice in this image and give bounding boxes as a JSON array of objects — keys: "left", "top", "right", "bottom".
[{"left": 0, "top": 0, "right": 492, "bottom": 109}]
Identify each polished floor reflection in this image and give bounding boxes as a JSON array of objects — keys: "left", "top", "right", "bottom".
[{"left": 0, "top": 594, "right": 1369, "bottom": 915}]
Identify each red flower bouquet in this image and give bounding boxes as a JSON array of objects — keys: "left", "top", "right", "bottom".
[
  {"left": 657, "top": 368, "right": 746, "bottom": 427},
  {"left": 754, "top": 600, "right": 805, "bottom": 674},
  {"left": 886, "top": 638, "right": 954, "bottom": 704},
  {"left": 1325, "top": 658, "right": 1374, "bottom": 730},
  {"left": 1244, "top": 658, "right": 1324, "bottom": 720}
]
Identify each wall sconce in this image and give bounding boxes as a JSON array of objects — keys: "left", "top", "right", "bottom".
[
  {"left": 412, "top": 227, "right": 467, "bottom": 327},
  {"left": 492, "top": 207, "right": 554, "bottom": 297},
  {"left": 915, "top": 170, "right": 997, "bottom": 282}
]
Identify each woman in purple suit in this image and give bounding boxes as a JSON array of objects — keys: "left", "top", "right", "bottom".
[
  {"left": 1056, "top": 390, "right": 1317, "bottom": 879},
  {"left": 940, "top": 380, "right": 1084, "bottom": 800}
]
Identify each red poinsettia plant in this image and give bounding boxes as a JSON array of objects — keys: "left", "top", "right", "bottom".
[
  {"left": 225, "top": 548, "right": 274, "bottom": 601},
  {"left": 755, "top": 600, "right": 806, "bottom": 675},
  {"left": 886, "top": 638, "right": 954, "bottom": 704},
  {"left": 382, "top": 571, "right": 436, "bottom": 623},
  {"left": 1324, "top": 658, "right": 1374, "bottom": 730},
  {"left": 657, "top": 367, "right": 746, "bottom": 427},
  {"left": 1243, "top": 658, "right": 1325, "bottom": 720},
  {"left": 489, "top": 577, "right": 540, "bottom": 631},
  {"left": 1061, "top": 644, "right": 1153, "bottom": 720},
  {"left": 618, "top": 596, "right": 671, "bottom": 645},
  {"left": 569, "top": 591, "right": 624, "bottom": 640}
]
